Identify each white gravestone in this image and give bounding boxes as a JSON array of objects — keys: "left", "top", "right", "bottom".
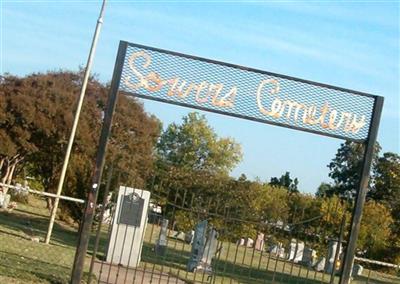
[
  {"left": 270, "top": 243, "right": 285, "bottom": 258},
  {"left": 314, "top": 257, "right": 326, "bottom": 272},
  {"left": 352, "top": 264, "right": 363, "bottom": 277},
  {"left": 185, "top": 230, "right": 195, "bottom": 244},
  {"left": 255, "top": 233, "right": 265, "bottom": 251},
  {"left": 246, "top": 237, "right": 254, "bottom": 248},
  {"left": 106, "top": 186, "right": 150, "bottom": 267},
  {"left": 197, "top": 228, "right": 218, "bottom": 274},
  {"left": 0, "top": 192, "right": 11, "bottom": 209},
  {"left": 173, "top": 231, "right": 186, "bottom": 241},
  {"left": 288, "top": 239, "right": 304, "bottom": 263},
  {"left": 302, "top": 247, "right": 317, "bottom": 267},
  {"left": 237, "top": 238, "right": 245, "bottom": 246}
]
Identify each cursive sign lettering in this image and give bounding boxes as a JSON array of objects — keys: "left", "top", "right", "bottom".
[{"left": 124, "top": 51, "right": 367, "bottom": 135}]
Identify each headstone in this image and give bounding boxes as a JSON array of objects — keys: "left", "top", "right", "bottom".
[
  {"left": 155, "top": 218, "right": 169, "bottom": 256},
  {"left": 352, "top": 264, "right": 363, "bottom": 277},
  {"left": 288, "top": 239, "right": 304, "bottom": 263},
  {"left": 314, "top": 257, "right": 326, "bottom": 272},
  {"left": 246, "top": 237, "right": 254, "bottom": 248},
  {"left": 269, "top": 242, "right": 285, "bottom": 258},
  {"left": 302, "top": 247, "right": 317, "bottom": 267},
  {"left": 106, "top": 186, "right": 150, "bottom": 267},
  {"left": 237, "top": 238, "right": 245, "bottom": 246},
  {"left": 325, "top": 240, "right": 342, "bottom": 274},
  {"left": 0, "top": 193, "right": 11, "bottom": 209},
  {"left": 197, "top": 228, "right": 218, "bottom": 274},
  {"left": 102, "top": 208, "right": 112, "bottom": 224},
  {"left": 0, "top": 191, "right": 5, "bottom": 208},
  {"left": 187, "top": 220, "right": 208, "bottom": 272},
  {"left": 173, "top": 231, "right": 186, "bottom": 241},
  {"left": 254, "top": 233, "right": 265, "bottom": 251},
  {"left": 278, "top": 247, "right": 285, "bottom": 258},
  {"left": 184, "top": 230, "right": 195, "bottom": 244}
]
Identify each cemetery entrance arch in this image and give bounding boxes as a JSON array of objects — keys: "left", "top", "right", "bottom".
[{"left": 71, "top": 41, "right": 383, "bottom": 284}]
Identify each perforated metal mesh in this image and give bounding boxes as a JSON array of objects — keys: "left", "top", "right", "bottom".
[{"left": 119, "top": 42, "right": 377, "bottom": 142}]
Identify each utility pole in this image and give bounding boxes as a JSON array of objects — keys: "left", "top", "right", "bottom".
[{"left": 45, "top": 0, "right": 107, "bottom": 244}]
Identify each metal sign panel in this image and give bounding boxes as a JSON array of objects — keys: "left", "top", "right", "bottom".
[
  {"left": 118, "top": 41, "right": 379, "bottom": 142},
  {"left": 117, "top": 193, "right": 144, "bottom": 227}
]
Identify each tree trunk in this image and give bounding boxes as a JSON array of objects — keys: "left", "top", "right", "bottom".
[
  {"left": 6, "top": 162, "right": 17, "bottom": 185},
  {"left": 1, "top": 159, "right": 10, "bottom": 194},
  {"left": 46, "top": 197, "right": 54, "bottom": 212},
  {"left": 0, "top": 158, "right": 4, "bottom": 174}
]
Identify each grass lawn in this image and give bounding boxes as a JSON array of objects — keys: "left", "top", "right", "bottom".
[{"left": 0, "top": 196, "right": 399, "bottom": 283}]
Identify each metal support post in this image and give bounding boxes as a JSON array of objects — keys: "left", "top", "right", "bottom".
[
  {"left": 339, "top": 96, "right": 384, "bottom": 284},
  {"left": 70, "top": 41, "right": 127, "bottom": 284}
]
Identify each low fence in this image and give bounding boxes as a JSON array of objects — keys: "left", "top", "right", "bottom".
[
  {"left": 87, "top": 183, "right": 399, "bottom": 284},
  {"left": 1, "top": 181, "right": 398, "bottom": 283},
  {"left": 353, "top": 257, "right": 399, "bottom": 284},
  {"left": 0, "top": 182, "right": 85, "bottom": 283}
]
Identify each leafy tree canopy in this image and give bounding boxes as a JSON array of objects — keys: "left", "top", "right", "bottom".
[
  {"left": 0, "top": 72, "right": 160, "bottom": 219},
  {"left": 269, "top": 171, "right": 299, "bottom": 193},
  {"left": 327, "top": 141, "right": 380, "bottom": 198},
  {"left": 156, "top": 112, "right": 242, "bottom": 175}
]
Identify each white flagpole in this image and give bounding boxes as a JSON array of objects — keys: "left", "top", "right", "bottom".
[{"left": 45, "top": 0, "right": 107, "bottom": 244}]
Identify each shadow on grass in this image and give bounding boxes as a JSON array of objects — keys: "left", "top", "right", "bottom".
[
  {"left": 15, "top": 207, "right": 51, "bottom": 219},
  {"left": 0, "top": 250, "right": 72, "bottom": 284},
  {"left": 0, "top": 210, "right": 78, "bottom": 247},
  {"left": 139, "top": 242, "right": 322, "bottom": 284},
  {"left": 354, "top": 274, "right": 399, "bottom": 284}
]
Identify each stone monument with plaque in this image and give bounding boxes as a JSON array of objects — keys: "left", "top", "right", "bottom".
[{"left": 106, "top": 186, "right": 150, "bottom": 267}]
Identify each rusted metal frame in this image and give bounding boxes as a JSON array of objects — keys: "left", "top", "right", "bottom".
[
  {"left": 124, "top": 41, "right": 377, "bottom": 100},
  {"left": 156, "top": 185, "right": 174, "bottom": 284},
  {"left": 183, "top": 193, "right": 196, "bottom": 281},
  {"left": 200, "top": 198, "right": 214, "bottom": 283},
  {"left": 70, "top": 41, "right": 127, "bottom": 284},
  {"left": 129, "top": 187, "right": 150, "bottom": 283},
  {"left": 339, "top": 96, "right": 384, "bottom": 284},
  {"left": 148, "top": 181, "right": 167, "bottom": 282},
  {"left": 98, "top": 171, "right": 120, "bottom": 283},
  {"left": 166, "top": 188, "right": 187, "bottom": 283},
  {"left": 113, "top": 186, "right": 131, "bottom": 283},
  {"left": 136, "top": 177, "right": 157, "bottom": 283},
  {"left": 212, "top": 202, "right": 228, "bottom": 284},
  {"left": 87, "top": 163, "right": 114, "bottom": 283},
  {"left": 122, "top": 179, "right": 143, "bottom": 284}
]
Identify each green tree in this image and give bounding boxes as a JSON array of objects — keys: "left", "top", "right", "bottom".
[
  {"left": 327, "top": 141, "right": 380, "bottom": 198},
  {"left": 369, "top": 152, "right": 400, "bottom": 263},
  {"left": 156, "top": 112, "right": 242, "bottom": 175},
  {"left": 0, "top": 75, "right": 37, "bottom": 192},
  {"left": 0, "top": 72, "right": 160, "bottom": 219},
  {"left": 269, "top": 171, "right": 299, "bottom": 193},
  {"left": 315, "top": 182, "right": 333, "bottom": 198},
  {"left": 153, "top": 112, "right": 242, "bottom": 236},
  {"left": 358, "top": 200, "right": 394, "bottom": 260},
  {"left": 370, "top": 152, "right": 400, "bottom": 212}
]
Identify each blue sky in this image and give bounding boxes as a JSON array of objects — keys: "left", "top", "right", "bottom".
[{"left": 1, "top": 0, "right": 399, "bottom": 193}]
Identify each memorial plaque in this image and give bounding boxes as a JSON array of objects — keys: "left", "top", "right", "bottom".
[
  {"left": 117, "top": 193, "right": 144, "bottom": 227},
  {"left": 107, "top": 187, "right": 150, "bottom": 267}
]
